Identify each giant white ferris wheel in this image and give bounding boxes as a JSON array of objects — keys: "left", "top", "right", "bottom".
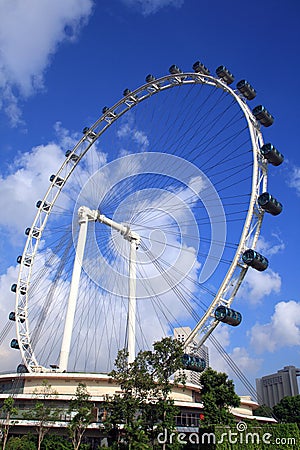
[{"left": 9, "top": 62, "right": 283, "bottom": 374}]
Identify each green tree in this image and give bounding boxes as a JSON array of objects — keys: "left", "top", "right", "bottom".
[
  {"left": 23, "top": 380, "right": 60, "bottom": 450},
  {"left": 273, "top": 395, "right": 300, "bottom": 424},
  {"left": 200, "top": 367, "right": 240, "bottom": 426},
  {"left": 0, "top": 397, "right": 18, "bottom": 450},
  {"left": 253, "top": 404, "right": 274, "bottom": 418},
  {"left": 42, "top": 434, "right": 73, "bottom": 449},
  {"left": 103, "top": 337, "right": 185, "bottom": 449},
  {"left": 6, "top": 435, "right": 36, "bottom": 450},
  {"left": 67, "top": 382, "right": 94, "bottom": 450}
]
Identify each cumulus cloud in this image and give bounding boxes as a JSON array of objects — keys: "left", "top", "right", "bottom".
[
  {"left": 238, "top": 269, "right": 281, "bottom": 305},
  {"left": 121, "top": 0, "right": 184, "bottom": 16},
  {"left": 250, "top": 300, "right": 300, "bottom": 353},
  {"left": 0, "top": 142, "right": 65, "bottom": 237},
  {"left": 207, "top": 325, "right": 262, "bottom": 382},
  {"left": 0, "top": 0, "right": 94, "bottom": 125},
  {"left": 0, "top": 122, "right": 85, "bottom": 243}
]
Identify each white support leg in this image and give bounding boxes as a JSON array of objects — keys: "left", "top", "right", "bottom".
[
  {"left": 59, "top": 209, "right": 89, "bottom": 372},
  {"left": 59, "top": 205, "right": 140, "bottom": 371},
  {"left": 127, "top": 239, "right": 137, "bottom": 364}
]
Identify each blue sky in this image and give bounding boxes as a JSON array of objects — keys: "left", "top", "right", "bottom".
[{"left": 0, "top": 0, "right": 300, "bottom": 396}]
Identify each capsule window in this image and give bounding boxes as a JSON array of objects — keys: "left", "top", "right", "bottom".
[
  {"left": 182, "top": 353, "right": 206, "bottom": 372},
  {"left": 215, "top": 305, "right": 242, "bottom": 326}
]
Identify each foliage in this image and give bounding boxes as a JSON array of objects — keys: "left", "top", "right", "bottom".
[
  {"left": 23, "top": 380, "right": 60, "bottom": 450},
  {"left": 253, "top": 404, "right": 274, "bottom": 418},
  {"left": 0, "top": 397, "right": 18, "bottom": 450},
  {"left": 67, "top": 382, "right": 94, "bottom": 450},
  {"left": 199, "top": 366, "right": 240, "bottom": 426},
  {"left": 5, "top": 435, "right": 36, "bottom": 450},
  {"left": 103, "top": 337, "right": 185, "bottom": 449},
  {"left": 273, "top": 395, "right": 300, "bottom": 425},
  {"left": 41, "top": 434, "right": 73, "bottom": 449}
]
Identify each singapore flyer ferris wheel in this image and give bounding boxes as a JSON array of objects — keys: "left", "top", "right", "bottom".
[{"left": 10, "top": 61, "right": 283, "bottom": 374}]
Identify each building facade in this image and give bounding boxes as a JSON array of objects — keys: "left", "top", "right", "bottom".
[
  {"left": 256, "top": 365, "right": 300, "bottom": 408},
  {"left": 0, "top": 371, "right": 275, "bottom": 448}
]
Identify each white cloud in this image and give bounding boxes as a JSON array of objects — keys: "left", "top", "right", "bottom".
[
  {"left": 238, "top": 269, "right": 281, "bottom": 305},
  {"left": 256, "top": 234, "right": 285, "bottom": 257},
  {"left": 288, "top": 165, "right": 300, "bottom": 196},
  {"left": 0, "top": 142, "right": 65, "bottom": 237},
  {"left": 0, "top": 0, "right": 94, "bottom": 125},
  {"left": 121, "top": 0, "right": 184, "bottom": 16},
  {"left": 250, "top": 300, "right": 300, "bottom": 353},
  {"left": 117, "top": 122, "right": 149, "bottom": 152},
  {"left": 230, "top": 347, "right": 262, "bottom": 374},
  {"left": 0, "top": 122, "right": 87, "bottom": 243},
  {"left": 208, "top": 326, "right": 262, "bottom": 379}
]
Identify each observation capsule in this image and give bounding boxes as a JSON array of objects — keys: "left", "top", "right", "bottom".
[
  {"left": 252, "top": 105, "right": 274, "bottom": 127},
  {"left": 214, "top": 305, "right": 242, "bottom": 327},
  {"left": 102, "top": 106, "right": 109, "bottom": 113},
  {"left": 182, "top": 353, "right": 206, "bottom": 372},
  {"left": 260, "top": 143, "right": 284, "bottom": 166},
  {"left": 65, "top": 150, "right": 79, "bottom": 162},
  {"left": 236, "top": 79, "right": 257, "bottom": 100},
  {"left": 192, "top": 61, "right": 210, "bottom": 75},
  {"left": 10, "top": 339, "right": 20, "bottom": 350},
  {"left": 242, "top": 249, "right": 268, "bottom": 271},
  {"left": 17, "top": 364, "right": 29, "bottom": 373},
  {"left": 25, "top": 227, "right": 31, "bottom": 236},
  {"left": 145, "top": 74, "right": 156, "bottom": 83},
  {"left": 11, "top": 283, "right": 26, "bottom": 295},
  {"left": 258, "top": 192, "right": 283, "bottom": 216},
  {"left": 123, "top": 88, "right": 131, "bottom": 96},
  {"left": 9, "top": 311, "right": 16, "bottom": 321},
  {"left": 36, "top": 200, "right": 51, "bottom": 212},
  {"left": 169, "top": 64, "right": 182, "bottom": 75},
  {"left": 82, "top": 127, "right": 97, "bottom": 140},
  {"left": 49, "top": 174, "right": 64, "bottom": 186},
  {"left": 216, "top": 65, "right": 234, "bottom": 85},
  {"left": 17, "top": 254, "right": 32, "bottom": 268},
  {"left": 9, "top": 311, "right": 25, "bottom": 323}
]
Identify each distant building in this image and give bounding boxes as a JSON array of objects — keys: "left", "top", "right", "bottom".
[
  {"left": 173, "top": 326, "right": 209, "bottom": 384},
  {"left": 256, "top": 365, "right": 300, "bottom": 408}
]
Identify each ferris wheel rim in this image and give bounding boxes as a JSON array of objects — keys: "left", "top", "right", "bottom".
[{"left": 14, "top": 69, "right": 267, "bottom": 373}]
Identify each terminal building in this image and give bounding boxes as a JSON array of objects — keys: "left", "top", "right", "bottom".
[
  {"left": 0, "top": 370, "right": 275, "bottom": 448},
  {"left": 256, "top": 365, "right": 300, "bottom": 408}
]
